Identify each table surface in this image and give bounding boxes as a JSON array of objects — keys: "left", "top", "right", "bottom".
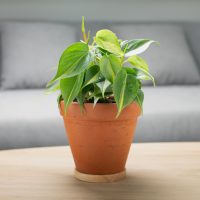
[{"left": 0, "top": 142, "right": 200, "bottom": 200}]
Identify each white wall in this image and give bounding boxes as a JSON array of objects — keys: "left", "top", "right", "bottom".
[{"left": 0, "top": 0, "right": 200, "bottom": 22}]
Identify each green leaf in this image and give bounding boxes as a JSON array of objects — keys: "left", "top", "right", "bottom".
[
  {"left": 128, "top": 56, "right": 155, "bottom": 86},
  {"left": 113, "top": 69, "right": 139, "bottom": 117},
  {"left": 93, "top": 96, "right": 100, "bottom": 108},
  {"left": 96, "top": 79, "right": 111, "bottom": 98},
  {"left": 138, "top": 69, "right": 156, "bottom": 87},
  {"left": 83, "top": 84, "right": 94, "bottom": 94},
  {"left": 88, "top": 84, "right": 111, "bottom": 100},
  {"left": 99, "top": 54, "right": 122, "bottom": 83},
  {"left": 76, "top": 84, "right": 93, "bottom": 107},
  {"left": 83, "top": 65, "right": 100, "bottom": 87},
  {"left": 81, "top": 16, "right": 88, "bottom": 43},
  {"left": 94, "top": 29, "right": 124, "bottom": 56},
  {"left": 93, "top": 84, "right": 102, "bottom": 97},
  {"left": 121, "top": 39, "right": 156, "bottom": 57},
  {"left": 124, "top": 67, "right": 147, "bottom": 80},
  {"left": 137, "top": 73, "right": 152, "bottom": 80},
  {"left": 60, "top": 72, "right": 84, "bottom": 112},
  {"left": 45, "top": 80, "right": 60, "bottom": 94},
  {"left": 124, "top": 67, "right": 154, "bottom": 86},
  {"left": 57, "top": 93, "right": 63, "bottom": 109},
  {"left": 87, "top": 30, "right": 91, "bottom": 44},
  {"left": 48, "top": 42, "right": 91, "bottom": 86},
  {"left": 124, "top": 67, "right": 138, "bottom": 76},
  {"left": 81, "top": 16, "right": 85, "bottom": 33},
  {"left": 134, "top": 89, "right": 144, "bottom": 110},
  {"left": 128, "top": 55, "right": 149, "bottom": 71},
  {"left": 76, "top": 91, "right": 85, "bottom": 112}
]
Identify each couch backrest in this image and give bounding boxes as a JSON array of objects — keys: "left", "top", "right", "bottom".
[
  {"left": 0, "top": 21, "right": 200, "bottom": 89},
  {"left": 0, "top": 21, "right": 77, "bottom": 89},
  {"left": 184, "top": 23, "right": 200, "bottom": 73},
  {"left": 0, "top": 23, "right": 3, "bottom": 88}
]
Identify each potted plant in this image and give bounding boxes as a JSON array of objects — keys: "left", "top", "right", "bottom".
[{"left": 47, "top": 17, "right": 157, "bottom": 182}]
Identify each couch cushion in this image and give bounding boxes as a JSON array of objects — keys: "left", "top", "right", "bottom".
[
  {"left": 185, "top": 23, "right": 200, "bottom": 73},
  {"left": 0, "top": 86, "right": 200, "bottom": 149},
  {"left": 111, "top": 24, "right": 200, "bottom": 85},
  {"left": 135, "top": 86, "right": 200, "bottom": 142},
  {"left": 0, "top": 23, "right": 3, "bottom": 87},
  {"left": 0, "top": 89, "right": 67, "bottom": 149},
  {"left": 1, "top": 22, "right": 76, "bottom": 89}
]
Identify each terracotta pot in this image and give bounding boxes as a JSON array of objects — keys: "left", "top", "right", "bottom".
[{"left": 60, "top": 101, "right": 140, "bottom": 176}]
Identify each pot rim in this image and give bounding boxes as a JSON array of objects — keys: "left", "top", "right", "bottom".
[
  {"left": 59, "top": 100, "right": 141, "bottom": 120},
  {"left": 60, "top": 100, "right": 116, "bottom": 105}
]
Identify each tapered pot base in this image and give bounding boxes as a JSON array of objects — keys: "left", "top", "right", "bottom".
[{"left": 74, "top": 169, "right": 126, "bottom": 183}]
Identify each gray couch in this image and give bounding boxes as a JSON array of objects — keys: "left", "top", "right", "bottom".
[{"left": 0, "top": 21, "right": 200, "bottom": 149}]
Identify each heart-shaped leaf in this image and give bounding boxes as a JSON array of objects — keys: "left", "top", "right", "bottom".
[
  {"left": 128, "top": 55, "right": 149, "bottom": 71},
  {"left": 134, "top": 89, "right": 144, "bottom": 110},
  {"left": 95, "top": 29, "right": 124, "bottom": 56},
  {"left": 60, "top": 72, "right": 84, "bottom": 112},
  {"left": 93, "top": 96, "right": 100, "bottom": 108},
  {"left": 140, "top": 70, "right": 155, "bottom": 86},
  {"left": 121, "top": 39, "right": 156, "bottom": 57},
  {"left": 99, "top": 54, "right": 122, "bottom": 83},
  {"left": 48, "top": 42, "right": 91, "bottom": 86},
  {"left": 83, "top": 65, "right": 100, "bottom": 87},
  {"left": 96, "top": 79, "right": 111, "bottom": 98},
  {"left": 113, "top": 69, "right": 139, "bottom": 117},
  {"left": 128, "top": 55, "right": 155, "bottom": 86},
  {"left": 45, "top": 80, "right": 60, "bottom": 94}
]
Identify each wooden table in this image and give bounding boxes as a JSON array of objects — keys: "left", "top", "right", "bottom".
[{"left": 0, "top": 143, "right": 199, "bottom": 200}]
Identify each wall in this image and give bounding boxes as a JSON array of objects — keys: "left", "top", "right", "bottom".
[{"left": 0, "top": 0, "right": 200, "bottom": 22}]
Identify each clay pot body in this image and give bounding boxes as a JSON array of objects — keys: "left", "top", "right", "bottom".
[{"left": 60, "top": 101, "right": 140, "bottom": 175}]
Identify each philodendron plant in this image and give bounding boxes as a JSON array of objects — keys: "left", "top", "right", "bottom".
[{"left": 47, "top": 17, "right": 157, "bottom": 117}]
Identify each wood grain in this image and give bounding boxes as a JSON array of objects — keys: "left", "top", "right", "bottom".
[{"left": 0, "top": 142, "right": 200, "bottom": 200}]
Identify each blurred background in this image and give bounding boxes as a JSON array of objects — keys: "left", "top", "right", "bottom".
[{"left": 0, "top": 0, "right": 200, "bottom": 149}]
